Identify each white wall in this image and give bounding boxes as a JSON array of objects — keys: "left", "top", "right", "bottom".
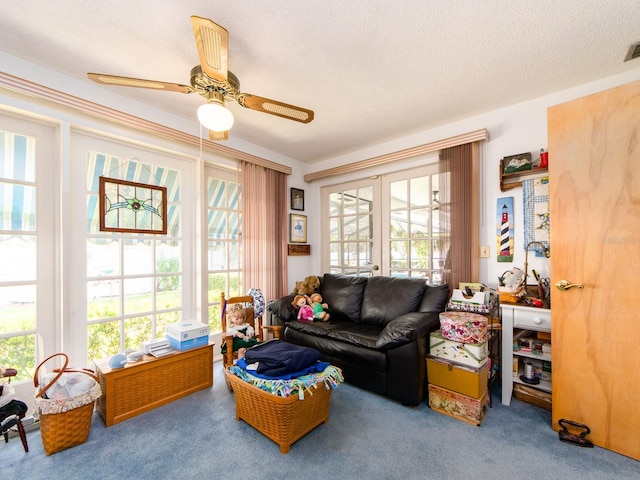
[{"left": 302, "top": 65, "right": 640, "bottom": 288}]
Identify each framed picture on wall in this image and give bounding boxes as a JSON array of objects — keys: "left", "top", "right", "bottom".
[
  {"left": 291, "top": 187, "right": 305, "bottom": 211},
  {"left": 289, "top": 214, "right": 307, "bottom": 243},
  {"left": 99, "top": 177, "right": 167, "bottom": 234}
]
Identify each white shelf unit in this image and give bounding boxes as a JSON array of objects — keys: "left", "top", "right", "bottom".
[{"left": 500, "top": 304, "right": 551, "bottom": 405}]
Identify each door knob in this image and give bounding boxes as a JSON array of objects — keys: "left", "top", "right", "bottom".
[{"left": 556, "top": 280, "right": 584, "bottom": 290}]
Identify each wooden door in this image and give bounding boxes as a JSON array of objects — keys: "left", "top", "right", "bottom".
[{"left": 548, "top": 79, "right": 640, "bottom": 460}]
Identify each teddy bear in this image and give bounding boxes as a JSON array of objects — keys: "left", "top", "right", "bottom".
[
  {"left": 291, "top": 294, "right": 314, "bottom": 322},
  {"left": 308, "top": 293, "right": 330, "bottom": 321},
  {"left": 291, "top": 275, "right": 320, "bottom": 296}
]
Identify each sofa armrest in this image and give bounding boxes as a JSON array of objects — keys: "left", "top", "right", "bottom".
[
  {"left": 267, "top": 294, "right": 297, "bottom": 322},
  {"left": 375, "top": 312, "right": 440, "bottom": 350}
]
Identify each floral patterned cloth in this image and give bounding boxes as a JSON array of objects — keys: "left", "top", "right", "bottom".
[
  {"left": 228, "top": 364, "right": 343, "bottom": 400},
  {"left": 34, "top": 382, "right": 102, "bottom": 415}
]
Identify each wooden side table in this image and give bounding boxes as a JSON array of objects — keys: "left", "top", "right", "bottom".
[{"left": 94, "top": 343, "right": 214, "bottom": 426}]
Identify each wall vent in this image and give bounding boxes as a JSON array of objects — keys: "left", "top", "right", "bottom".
[{"left": 624, "top": 42, "right": 640, "bottom": 62}]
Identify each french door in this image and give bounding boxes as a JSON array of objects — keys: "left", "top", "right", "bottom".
[{"left": 322, "top": 163, "right": 443, "bottom": 282}]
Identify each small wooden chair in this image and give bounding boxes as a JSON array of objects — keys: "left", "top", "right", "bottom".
[
  {"left": 0, "top": 367, "right": 29, "bottom": 452},
  {"left": 221, "top": 293, "right": 282, "bottom": 390}
]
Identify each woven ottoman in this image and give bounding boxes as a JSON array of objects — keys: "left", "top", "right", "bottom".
[{"left": 225, "top": 365, "right": 341, "bottom": 453}]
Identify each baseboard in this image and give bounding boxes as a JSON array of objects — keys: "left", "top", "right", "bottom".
[{"left": 5, "top": 414, "right": 40, "bottom": 439}]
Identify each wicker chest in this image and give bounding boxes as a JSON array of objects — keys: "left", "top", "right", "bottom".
[{"left": 94, "top": 343, "right": 213, "bottom": 426}]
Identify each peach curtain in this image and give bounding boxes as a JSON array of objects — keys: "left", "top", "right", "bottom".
[
  {"left": 240, "top": 161, "right": 289, "bottom": 301},
  {"left": 439, "top": 142, "right": 479, "bottom": 291}
]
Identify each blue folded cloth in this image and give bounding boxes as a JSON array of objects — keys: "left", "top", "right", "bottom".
[
  {"left": 242, "top": 340, "right": 321, "bottom": 377},
  {"left": 236, "top": 357, "right": 331, "bottom": 380}
]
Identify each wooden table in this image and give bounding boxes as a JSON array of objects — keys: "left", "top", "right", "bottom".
[{"left": 94, "top": 343, "right": 214, "bottom": 427}]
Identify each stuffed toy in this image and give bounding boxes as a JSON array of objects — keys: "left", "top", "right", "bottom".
[
  {"left": 292, "top": 294, "right": 314, "bottom": 322},
  {"left": 309, "top": 293, "right": 330, "bottom": 321},
  {"left": 291, "top": 275, "right": 320, "bottom": 296}
]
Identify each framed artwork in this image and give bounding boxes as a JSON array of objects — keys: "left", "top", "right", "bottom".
[
  {"left": 291, "top": 187, "right": 305, "bottom": 211},
  {"left": 289, "top": 214, "right": 307, "bottom": 243},
  {"left": 99, "top": 177, "right": 167, "bottom": 234},
  {"left": 501, "top": 152, "right": 533, "bottom": 175},
  {"left": 288, "top": 244, "right": 311, "bottom": 256}
]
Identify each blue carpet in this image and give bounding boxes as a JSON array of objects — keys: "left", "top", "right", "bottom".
[{"left": 3, "top": 361, "right": 638, "bottom": 479}]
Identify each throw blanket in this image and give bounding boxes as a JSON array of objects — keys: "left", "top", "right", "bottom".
[
  {"left": 229, "top": 363, "right": 344, "bottom": 399},
  {"left": 243, "top": 340, "right": 321, "bottom": 377}
]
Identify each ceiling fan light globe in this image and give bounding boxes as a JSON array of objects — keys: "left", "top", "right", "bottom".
[{"left": 197, "top": 102, "right": 234, "bottom": 132}]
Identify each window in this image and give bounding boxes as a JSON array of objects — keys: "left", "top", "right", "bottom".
[
  {"left": 205, "top": 165, "right": 242, "bottom": 333},
  {"left": 84, "top": 154, "right": 183, "bottom": 360},
  {"left": 0, "top": 117, "right": 56, "bottom": 381},
  {"left": 70, "top": 132, "right": 195, "bottom": 365}
]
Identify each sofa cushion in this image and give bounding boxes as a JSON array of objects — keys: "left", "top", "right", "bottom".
[
  {"left": 284, "top": 319, "right": 350, "bottom": 337},
  {"left": 360, "top": 276, "right": 427, "bottom": 327},
  {"left": 376, "top": 312, "right": 440, "bottom": 350},
  {"left": 320, "top": 273, "right": 368, "bottom": 322},
  {"left": 326, "top": 323, "right": 382, "bottom": 349},
  {"left": 417, "top": 284, "right": 450, "bottom": 313}
]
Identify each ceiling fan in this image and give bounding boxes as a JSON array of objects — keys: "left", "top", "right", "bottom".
[{"left": 87, "top": 15, "right": 314, "bottom": 141}]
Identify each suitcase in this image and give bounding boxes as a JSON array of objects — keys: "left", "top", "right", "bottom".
[
  {"left": 428, "top": 383, "right": 488, "bottom": 426},
  {"left": 426, "top": 355, "right": 488, "bottom": 399}
]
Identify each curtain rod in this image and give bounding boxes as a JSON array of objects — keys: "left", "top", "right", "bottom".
[{"left": 304, "top": 128, "right": 489, "bottom": 182}]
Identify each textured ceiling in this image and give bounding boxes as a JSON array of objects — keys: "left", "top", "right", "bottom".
[{"left": 1, "top": 1, "right": 640, "bottom": 163}]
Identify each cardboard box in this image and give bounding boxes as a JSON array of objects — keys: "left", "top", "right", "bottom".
[
  {"left": 166, "top": 320, "right": 210, "bottom": 342},
  {"left": 429, "top": 329, "right": 488, "bottom": 369},
  {"left": 166, "top": 335, "right": 209, "bottom": 351},
  {"left": 426, "top": 355, "right": 488, "bottom": 399},
  {"left": 428, "top": 383, "right": 489, "bottom": 426}
]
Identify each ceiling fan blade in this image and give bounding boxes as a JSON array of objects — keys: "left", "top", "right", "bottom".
[
  {"left": 191, "top": 16, "right": 228, "bottom": 82},
  {"left": 237, "top": 94, "right": 314, "bottom": 124},
  {"left": 87, "top": 73, "right": 193, "bottom": 93},
  {"left": 209, "top": 130, "right": 228, "bottom": 141}
]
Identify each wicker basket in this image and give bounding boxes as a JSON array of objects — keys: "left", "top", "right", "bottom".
[
  {"left": 498, "top": 287, "right": 526, "bottom": 304},
  {"left": 34, "top": 353, "right": 101, "bottom": 455},
  {"left": 225, "top": 367, "right": 332, "bottom": 453},
  {"left": 513, "top": 383, "right": 552, "bottom": 411}
]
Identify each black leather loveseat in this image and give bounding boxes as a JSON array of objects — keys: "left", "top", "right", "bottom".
[{"left": 268, "top": 273, "right": 449, "bottom": 406}]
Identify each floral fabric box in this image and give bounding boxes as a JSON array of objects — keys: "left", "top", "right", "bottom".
[
  {"left": 439, "top": 311, "right": 488, "bottom": 344},
  {"left": 429, "top": 329, "right": 488, "bottom": 369},
  {"left": 428, "top": 383, "right": 488, "bottom": 426}
]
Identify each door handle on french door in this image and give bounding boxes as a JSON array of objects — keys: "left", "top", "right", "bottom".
[{"left": 556, "top": 280, "right": 584, "bottom": 290}]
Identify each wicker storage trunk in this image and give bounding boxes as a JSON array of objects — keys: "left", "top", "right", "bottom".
[{"left": 225, "top": 368, "right": 332, "bottom": 453}]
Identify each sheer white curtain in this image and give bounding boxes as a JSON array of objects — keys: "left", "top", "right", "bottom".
[{"left": 240, "top": 161, "right": 289, "bottom": 301}]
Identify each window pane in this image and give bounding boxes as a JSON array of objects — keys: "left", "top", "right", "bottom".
[
  {"left": 0, "top": 334, "right": 36, "bottom": 382},
  {"left": 390, "top": 240, "right": 408, "bottom": 268},
  {"left": 0, "top": 235, "right": 36, "bottom": 281},
  {"left": 123, "top": 278, "right": 153, "bottom": 314},
  {"left": 156, "top": 240, "right": 180, "bottom": 273},
  {"left": 329, "top": 217, "right": 340, "bottom": 241},
  {"left": 87, "top": 238, "right": 120, "bottom": 277},
  {"left": 88, "top": 280, "right": 120, "bottom": 320},
  {"left": 390, "top": 181, "right": 407, "bottom": 208},
  {"left": 0, "top": 184, "right": 36, "bottom": 231},
  {"left": 329, "top": 192, "right": 342, "bottom": 216},
  {"left": 410, "top": 177, "right": 429, "bottom": 207},
  {"left": 157, "top": 276, "right": 181, "bottom": 310},
  {"left": 343, "top": 189, "right": 357, "bottom": 215},
  {"left": 208, "top": 273, "right": 226, "bottom": 303},
  {"left": 410, "top": 209, "right": 429, "bottom": 238},
  {"left": 390, "top": 211, "right": 408, "bottom": 238},
  {"left": 208, "top": 177, "right": 226, "bottom": 208},
  {"left": 0, "top": 285, "right": 36, "bottom": 333},
  {"left": 123, "top": 239, "right": 153, "bottom": 275},
  {"left": 358, "top": 215, "right": 372, "bottom": 240},
  {"left": 124, "top": 315, "right": 152, "bottom": 352},
  {"left": 0, "top": 131, "right": 35, "bottom": 182},
  {"left": 88, "top": 320, "right": 121, "bottom": 360}
]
